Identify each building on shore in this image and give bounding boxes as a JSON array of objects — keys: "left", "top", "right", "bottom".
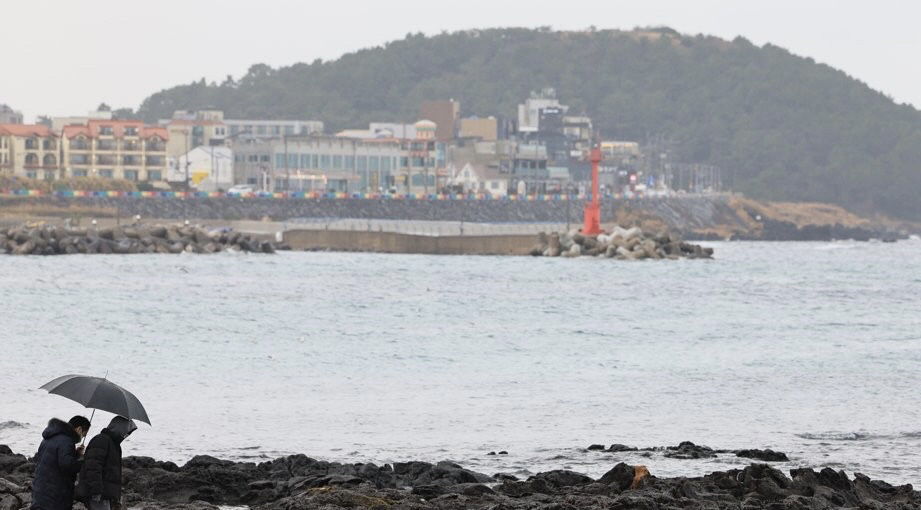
[
  {"left": 419, "top": 99, "right": 459, "bottom": 142},
  {"left": 233, "top": 135, "right": 401, "bottom": 192},
  {"left": 60, "top": 120, "right": 168, "bottom": 182},
  {"left": 0, "top": 124, "right": 59, "bottom": 180},
  {"left": 0, "top": 105, "right": 24, "bottom": 125},
  {"left": 167, "top": 146, "right": 233, "bottom": 191},
  {"left": 161, "top": 110, "right": 227, "bottom": 159},
  {"left": 225, "top": 118, "right": 323, "bottom": 140}
]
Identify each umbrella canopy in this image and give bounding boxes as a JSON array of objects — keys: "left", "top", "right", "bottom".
[{"left": 40, "top": 374, "right": 151, "bottom": 425}]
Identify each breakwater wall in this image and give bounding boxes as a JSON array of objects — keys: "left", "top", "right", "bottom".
[
  {"left": 0, "top": 194, "right": 732, "bottom": 227},
  {"left": 284, "top": 229, "right": 534, "bottom": 255},
  {"left": 2, "top": 193, "right": 909, "bottom": 241}
]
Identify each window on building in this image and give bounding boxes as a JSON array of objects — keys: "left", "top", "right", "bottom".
[
  {"left": 332, "top": 155, "right": 342, "bottom": 169},
  {"left": 73, "top": 169, "right": 88, "bottom": 177},
  {"left": 345, "top": 155, "right": 354, "bottom": 170},
  {"left": 256, "top": 125, "right": 266, "bottom": 135},
  {"left": 381, "top": 156, "right": 390, "bottom": 172},
  {"left": 401, "top": 156, "right": 408, "bottom": 167},
  {"left": 148, "top": 170, "right": 162, "bottom": 181},
  {"left": 320, "top": 155, "right": 330, "bottom": 169},
  {"left": 491, "top": 181, "right": 499, "bottom": 189},
  {"left": 99, "top": 126, "right": 113, "bottom": 135},
  {"left": 357, "top": 156, "right": 367, "bottom": 171},
  {"left": 369, "top": 156, "right": 379, "bottom": 171},
  {"left": 271, "top": 126, "right": 280, "bottom": 135},
  {"left": 312, "top": 154, "right": 318, "bottom": 168},
  {"left": 260, "top": 155, "right": 269, "bottom": 162},
  {"left": 99, "top": 169, "right": 113, "bottom": 178},
  {"left": 44, "top": 171, "right": 55, "bottom": 181},
  {"left": 124, "top": 169, "right": 139, "bottom": 181},
  {"left": 247, "top": 155, "right": 258, "bottom": 162},
  {"left": 288, "top": 154, "right": 297, "bottom": 168},
  {"left": 300, "top": 154, "right": 309, "bottom": 168},
  {"left": 124, "top": 127, "right": 138, "bottom": 136},
  {"left": 284, "top": 125, "right": 294, "bottom": 135},
  {"left": 275, "top": 154, "right": 285, "bottom": 167},
  {"left": 26, "top": 171, "right": 37, "bottom": 179}
]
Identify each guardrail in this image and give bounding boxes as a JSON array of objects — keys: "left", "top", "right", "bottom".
[{"left": 0, "top": 189, "right": 724, "bottom": 201}]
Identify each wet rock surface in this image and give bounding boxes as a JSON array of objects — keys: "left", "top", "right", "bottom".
[
  {"left": 2, "top": 445, "right": 917, "bottom": 509},
  {"left": 0, "top": 224, "right": 279, "bottom": 255}
]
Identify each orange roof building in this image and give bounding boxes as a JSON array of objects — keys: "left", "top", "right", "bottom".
[{"left": 0, "top": 124, "right": 60, "bottom": 180}]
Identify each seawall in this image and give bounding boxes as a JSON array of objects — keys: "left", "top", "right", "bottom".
[{"left": 283, "top": 229, "right": 534, "bottom": 255}]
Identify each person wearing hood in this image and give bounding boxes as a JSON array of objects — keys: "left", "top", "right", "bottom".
[
  {"left": 76, "top": 416, "right": 137, "bottom": 510},
  {"left": 31, "top": 415, "right": 91, "bottom": 510}
]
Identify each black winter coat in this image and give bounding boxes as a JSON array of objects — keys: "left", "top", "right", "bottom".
[
  {"left": 75, "top": 429, "right": 124, "bottom": 503},
  {"left": 31, "top": 418, "right": 82, "bottom": 510}
]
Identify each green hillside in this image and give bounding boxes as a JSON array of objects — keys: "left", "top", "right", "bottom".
[{"left": 136, "top": 28, "right": 921, "bottom": 220}]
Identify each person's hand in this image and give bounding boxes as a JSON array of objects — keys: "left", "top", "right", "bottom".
[{"left": 76, "top": 445, "right": 85, "bottom": 456}]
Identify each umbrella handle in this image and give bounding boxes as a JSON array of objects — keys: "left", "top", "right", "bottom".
[{"left": 82, "top": 408, "right": 96, "bottom": 446}]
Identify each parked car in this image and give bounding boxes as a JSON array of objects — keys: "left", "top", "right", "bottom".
[{"left": 226, "top": 184, "right": 255, "bottom": 196}]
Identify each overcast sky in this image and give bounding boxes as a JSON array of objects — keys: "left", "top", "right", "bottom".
[{"left": 3, "top": 0, "right": 919, "bottom": 122}]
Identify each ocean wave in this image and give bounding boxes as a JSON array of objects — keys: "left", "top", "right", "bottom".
[
  {"left": 796, "top": 431, "right": 876, "bottom": 441},
  {"left": 0, "top": 420, "right": 27, "bottom": 430}
]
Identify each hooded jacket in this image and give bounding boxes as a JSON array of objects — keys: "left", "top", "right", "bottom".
[
  {"left": 76, "top": 417, "right": 137, "bottom": 503},
  {"left": 31, "top": 418, "right": 82, "bottom": 510}
]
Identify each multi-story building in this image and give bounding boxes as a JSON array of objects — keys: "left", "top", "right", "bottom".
[
  {"left": 0, "top": 124, "right": 59, "bottom": 180},
  {"left": 233, "top": 135, "right": 401, "bottom": 192},
  {"left": 419, "top": 99, "right": 459, "bottom": 141},
  {"left": 517, "top": 88, "right": 567, "bottom": 134},
  {"left": 225, "top": 118, "right": 323, "bottom": 139},
  {"left": 0, "top": 105, "right": 24, "bottom": 124},
  {"left": 61, "top": 120, "right": 168, "bottom": 182},
  {"left": 161, "top": 110, "right": 227, "bottom": 158}
]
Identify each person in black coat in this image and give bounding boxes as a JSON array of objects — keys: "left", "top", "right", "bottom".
[
  {"left": 31, "top": 415, "right": 91, "bottom": 510},
  {"left": 76, "top": 416, "right": 137, "bottom": 510}
]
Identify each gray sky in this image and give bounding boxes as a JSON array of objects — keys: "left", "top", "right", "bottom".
[{"left": 3, "top": 0, "right": 919, "bottom": 122}]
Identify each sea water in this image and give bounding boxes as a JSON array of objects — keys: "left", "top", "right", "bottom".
[{"left": 1, "top": 239, "right": 919, "bottom": 485}]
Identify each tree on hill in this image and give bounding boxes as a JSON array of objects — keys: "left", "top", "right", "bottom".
[{"left": 136, "top": 28, "right": 921, "bottom": 220}]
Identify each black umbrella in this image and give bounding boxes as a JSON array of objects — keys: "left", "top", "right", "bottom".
[{"left": 40, "top": 374, "right": 151, "bottom": 425}]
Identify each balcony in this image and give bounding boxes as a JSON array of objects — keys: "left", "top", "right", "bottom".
[
  {"left": 70, "top": 142, "right": 90, "bottom": 150},
  {"left": 122, "top": 142, "right": 141, "bottom": 152},
  {"left": 69, "top": 155, "right": 90, "bottom": 165},
  {"left": 97, "top": 140, "right": 116, "bottom": 151},
  {"left": 96, "top": 155, "right": 116, "bottom": 165},
  {"left": 146, "top": 142, "right": 165, "bottom": 152},
  {"left": 145, "top": 156, "right": 165, "bottom": 166},
  {"left": 122, "top": 156, "right": 140, "bottom": 165}
]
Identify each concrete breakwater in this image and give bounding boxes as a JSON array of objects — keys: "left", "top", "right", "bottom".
[
  {"left": 0, "top": 223, "right": 277, "bottom": 255},
  {"left": 1, "top": 444, "right": 918, "bottom": 510},
  {"left": 531, "top": 225, "right": 714, "bottom": 259},
  {"left": 1, "top": 193, "right": 910, "bottom": 241}
]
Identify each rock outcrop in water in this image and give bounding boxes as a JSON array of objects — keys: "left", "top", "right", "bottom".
[
  {"left": 0, "top": 224, "right": 279, "bottom": 255},
  {"left": 529, "top": 226, "right": 714, "bottom": 259},
  {"left": 1, "top": 445, "right": 917, "bottom": 509}
]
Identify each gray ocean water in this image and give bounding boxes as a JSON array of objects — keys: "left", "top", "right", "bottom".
[{"left": 1, "top": 239, "right": 920, "bottom": 485}]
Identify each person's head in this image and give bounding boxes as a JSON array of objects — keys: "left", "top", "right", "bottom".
[
  {"left": 106, "top": 416, "right": 138, "bottom": 441},
  {"left": 68, "top": 415, "right": 91, "bottom": 438}
]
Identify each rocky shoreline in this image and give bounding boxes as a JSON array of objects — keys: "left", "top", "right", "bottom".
[
  {"left": 0, "top": 223, "right": 281, "bottom": 255},
  {"left": 1, "top": 443, "right": 916, "bottom": 510}
]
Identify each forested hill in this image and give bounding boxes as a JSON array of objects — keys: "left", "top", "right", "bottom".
[{"left": 137, "top": 28, "right": 921, "bottom": 220}]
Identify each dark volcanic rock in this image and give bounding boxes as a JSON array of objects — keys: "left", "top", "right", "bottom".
[
  {"left": 663, "top": 441, "right": 718, "bottom": 459},
  {"left": 735, "top": 448, "right": 790, "bottom": 462},
  {"left": 3, "top": 446, "right": 920, "bottom": 509}
]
